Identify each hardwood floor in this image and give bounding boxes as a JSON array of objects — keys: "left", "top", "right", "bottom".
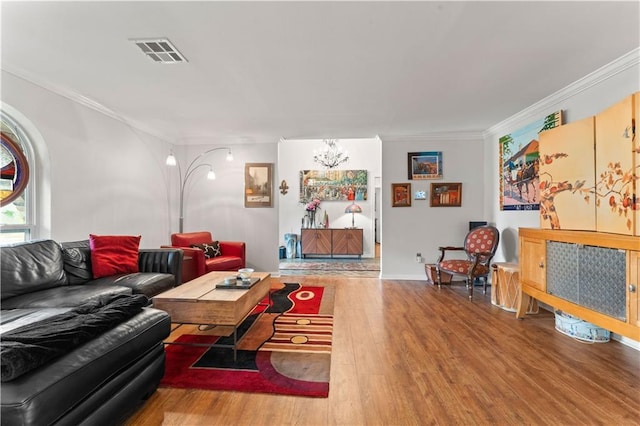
[{"left": 126, "top": 276, "right": 639, "bottom": 426}]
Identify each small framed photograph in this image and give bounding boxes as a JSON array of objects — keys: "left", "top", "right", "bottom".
[
  {"left": 244, "top": 163, "right": 273, "bottom": 208},
  {"left": 407, "top": 151, "right": 443, "bottom": 180},
  {"left": 414, "top": 190, "right": 427, "bottom": 200},
  {"left": 391, "top": 183, "right": 411, "bottom": 207},
  {"left": 430, "top": 182, "right": 462, "bottom": 207}
]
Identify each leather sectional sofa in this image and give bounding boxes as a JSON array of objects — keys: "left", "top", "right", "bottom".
[{"left": 0, "top": 239, "right": 183, "bottom": 425}]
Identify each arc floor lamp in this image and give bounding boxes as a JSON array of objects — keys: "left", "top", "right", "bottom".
[{"left": 166, "top": 147, "right": 233, "bottom": 232}]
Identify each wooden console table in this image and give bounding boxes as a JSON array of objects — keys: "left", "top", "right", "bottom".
[
  {"left": 517, "top": 228, "right": 639, "bottom": 341},
  {"left": 301, "top": 228, "right": 363, "bottom": 258}
]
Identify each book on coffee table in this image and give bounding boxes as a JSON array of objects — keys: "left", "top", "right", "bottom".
[{"left": 215, "top": 277, "right": 260, "bottom": 289}]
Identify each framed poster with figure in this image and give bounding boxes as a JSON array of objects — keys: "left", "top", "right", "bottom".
[
  {"left": 244, "top": 163, "right": 273, "bottom": 207},
  {"left": 499, "top": 111, "right": 562, "bottom": 211}
]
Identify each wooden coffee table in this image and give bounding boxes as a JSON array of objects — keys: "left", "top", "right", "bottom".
[{"left": 152, "top": 271, "right": 272, "bottom": 361}]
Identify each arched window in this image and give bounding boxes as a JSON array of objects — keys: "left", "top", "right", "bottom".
[{"left": 0, "top": 114, "right": 35, "bottom": 243}]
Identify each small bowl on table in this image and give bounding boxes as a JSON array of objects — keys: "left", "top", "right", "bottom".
[{"left": 238, "top": 268, "right": 254, "bottom": 281}]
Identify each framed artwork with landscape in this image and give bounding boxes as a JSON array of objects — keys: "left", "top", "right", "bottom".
[
  {"left": 499, "top": 111, "right": 562, "bottom": 211},
  {"left": 244, "top": 163, "right": 273, "bottom": 208},
  {"left": 407, "top": 151, "right": 443, "bottom": 180},
  {"left": 391, "top": 183, "right": 411, "bottom": 207},
  {"left": 430, "top": 182, "right": 462, "bottom": 207},
  {"left": 299, "top": 169, "right": 368, "bottom": 201}
]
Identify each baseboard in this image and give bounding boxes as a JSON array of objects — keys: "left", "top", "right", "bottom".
[{"left": 611, "top": 334, "right": 640, "bottom": 351}]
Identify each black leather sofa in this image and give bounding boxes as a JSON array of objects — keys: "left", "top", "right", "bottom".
[{"left": 0, "top": 239, "right": 183, "bottom": 425}]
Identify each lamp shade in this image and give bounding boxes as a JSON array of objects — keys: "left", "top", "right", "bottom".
[
  {"left": 344, "top": 203, "right": 362, "bottom": 214},
  {"left": 345, "top": 202, "right": 362, "bottom": 228}
]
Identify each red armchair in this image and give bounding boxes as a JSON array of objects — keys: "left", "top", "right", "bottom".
[{"left": 164, "top": 231, "right": 246, "bottom": 283}]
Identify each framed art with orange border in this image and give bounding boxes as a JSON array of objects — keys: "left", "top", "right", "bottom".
[{"left": 391, "top": 183, "right": 411, "bottom": 207}]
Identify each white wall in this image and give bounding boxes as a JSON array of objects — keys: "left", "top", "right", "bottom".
[
  {"left": 2, "top": 71, "right": 174, "bottom": 248},
  {"left": 278, "top": 137, "right": 381, "bottom": 258},
  {"left": 486, "top": 49, "right": 640, "bottom": 263},
  {"left": 175, "top": 142, "right": 280, "bottom": 272},
  {"left": 2, "top": 71, "right": 281, "bottom": 274},
  {"left": 380, "top": 133, "right": 486, "bottom": 279}
]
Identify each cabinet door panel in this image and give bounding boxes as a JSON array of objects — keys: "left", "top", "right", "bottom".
[
  {"left": 316, "top": 230, "right": 332, "bottom": 254},
  {"left": 629, "top": 251, "right": 639, "bottom": 328},
  {"left": 301, "top": 229, "right": 316, "bottom": 255},
  {"left": 332, "top": 229, "right": 363, "bottom": 255},
  {"left": 332, "top": 230, "right": 348, "bottom": 254},
  {"left": 520, "top": 237, "right": 546, "bottom": 291},
  {"left": 348, "top": 229, "right": 363, "bottom": 255}
]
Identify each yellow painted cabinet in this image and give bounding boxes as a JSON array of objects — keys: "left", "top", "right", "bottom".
[
  {"left": 518, "top": 228, "right": 640, "bottom": 341},
  {"left": 629, "top": 251, "right": 639, "bottom": 329},
  {"left": 594, "top": 93, "right": 637, "bottom": 235},
  {"left": 538, "top": 116, "right": 595, "bottom": 230}
]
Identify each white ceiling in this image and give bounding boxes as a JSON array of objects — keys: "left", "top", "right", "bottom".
[{"left": 1, "top": 1, "right": 639, "bottom": 145}]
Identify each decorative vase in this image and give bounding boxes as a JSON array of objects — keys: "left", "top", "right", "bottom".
[{"left": 309, "top": 211, "right": 316, "bottom": 228}]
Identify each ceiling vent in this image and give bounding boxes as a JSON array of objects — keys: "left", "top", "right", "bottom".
[{"left": 131, "top": 38, "right": 187, "bottom": 63}]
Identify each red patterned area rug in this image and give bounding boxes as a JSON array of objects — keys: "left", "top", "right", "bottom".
[{"left": 160, "top": 282, "right": 334, "bottom": 397}]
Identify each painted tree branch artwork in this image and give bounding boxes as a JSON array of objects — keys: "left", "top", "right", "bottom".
[{"left": 540, "top": 155, "right": 638, "bottom": 230}]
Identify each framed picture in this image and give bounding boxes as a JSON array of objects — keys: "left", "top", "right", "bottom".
[
  {"left": 499, "top": 111, "right": 562, "bottom": 211},
  {"left": 391, "top": 183, "right": 411, "bottom": 207},
  {"left": 299, "top": 169, "right": 368, "bottom": 201},
  {"left": 244, "top": 163, "right": 273, "bottom": 208},
  {"left": 430, "top": 182, "right": 462, "bottom": 207},
  {"left": 407, "top": 151, "right": 443, "bottom": 180}
]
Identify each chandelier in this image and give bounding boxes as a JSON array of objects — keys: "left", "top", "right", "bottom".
[{"left": 313, "top": 139, "right": 349, "bottom": 169}]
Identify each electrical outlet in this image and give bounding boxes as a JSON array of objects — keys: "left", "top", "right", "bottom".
[{"left": 416, "top": 252, "right": 422, "bottom": 263}]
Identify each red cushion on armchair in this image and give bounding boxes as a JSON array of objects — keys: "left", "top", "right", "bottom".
[
  {"left": 171, "top": 231, "right": 214, "bottom": 248},
  {"left": 168, "top": 232, "right": 246, "bottom": 282}
]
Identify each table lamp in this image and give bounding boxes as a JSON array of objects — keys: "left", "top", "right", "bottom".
[{"left": 344, "top": 202, "right": 362, "bottom": 228}]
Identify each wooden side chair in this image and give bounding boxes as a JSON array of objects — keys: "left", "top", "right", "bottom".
[{"left": 436, "top": 225, "right": 500, "bottom": 300}]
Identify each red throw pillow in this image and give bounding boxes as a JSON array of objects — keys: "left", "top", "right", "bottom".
[{"left": 89, "top": 234, "right": 141, "bottom": 279}]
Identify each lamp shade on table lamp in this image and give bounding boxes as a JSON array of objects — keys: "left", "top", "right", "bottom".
[{"left": 345, "top": 202, "right": 362, "bottom": 228}]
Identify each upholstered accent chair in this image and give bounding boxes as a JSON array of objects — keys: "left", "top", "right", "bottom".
[
  {"left": 436, "top": 225, "right": 500, "bottom": 300},
  {"left": 164, "top": 231, "right": 245, "bottom": 283}
]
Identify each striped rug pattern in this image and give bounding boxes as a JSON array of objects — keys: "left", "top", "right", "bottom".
[{"left": 260, "top": 313, "right": 333, "bottom": 353}]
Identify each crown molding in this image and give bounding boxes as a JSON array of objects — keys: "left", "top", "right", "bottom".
[
  {"left": 3, "top": 67, "right": 172, "bottom": 144},
  {"left": 484, "top": 48, "right": 640, "bottom": 138},
  {"left": 380, "top": 130, "right": 484, "bottom": 143}
]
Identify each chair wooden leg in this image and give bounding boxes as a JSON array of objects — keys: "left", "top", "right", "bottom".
[
  {"left": 436, "top": 267, "right": 442, "bottom": 288},
  {"left": 467, "top": 275, "right": 473, "bottom": 300}
]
